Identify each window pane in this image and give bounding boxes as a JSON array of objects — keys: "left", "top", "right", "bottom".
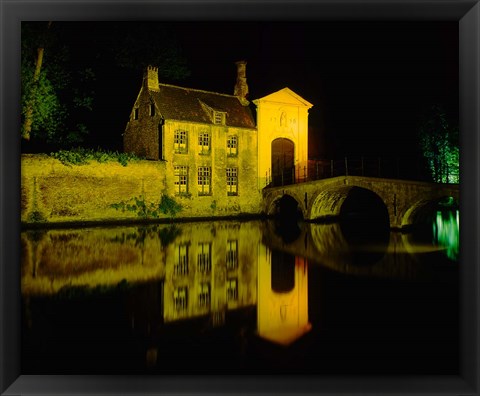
[
  {"left": 227, "top": 136, "right": 237, "bottom": 155},
  {"left": 174, "top": 130, "right": 188, "bottom": 153},
  {"left": 226, "top": 168, "right": 238, "bottom": 195},
  {"left": 198, "top": 167, "right": 211, "bottom": 195},
  {"left": 174, "top": 166, "right": 188, "bottom": 195}
]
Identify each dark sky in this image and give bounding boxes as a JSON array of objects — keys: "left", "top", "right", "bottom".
[{"left": 53, "top": 21, "right": 458, "bottom": 159}]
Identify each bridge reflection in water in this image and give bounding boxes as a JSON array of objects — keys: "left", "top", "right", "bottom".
[{"left": 21, "top": 216, "right": 459, "bottom": 374}]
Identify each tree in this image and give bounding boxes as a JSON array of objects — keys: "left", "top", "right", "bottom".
[
  {"left": 21, "top": 22, "right": 95, "bottom": 147},
  {"left": 418, "top": 105, "right": 459, "bottom": 183}
]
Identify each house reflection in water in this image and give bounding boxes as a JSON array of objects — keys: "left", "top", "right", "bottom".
[
  {"left": 21, "top": 220, "right": 312, "bottom": 356},
  {"left": 162, "top": 221, "right": 258, "bottom": 325}
]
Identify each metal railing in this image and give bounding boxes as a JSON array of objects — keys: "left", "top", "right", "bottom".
[{"left": 265, "top": 156, "right": 459, "bottom": 188}]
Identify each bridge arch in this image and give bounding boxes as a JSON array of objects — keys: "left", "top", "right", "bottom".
[
  {"left": 267, "top": 193, "right": 305, "bottom": 219},
  {"left": 308, "top": 185, "right": 389, "bottom": 226},
  {"left": 401, "top": 194, "right": 459, "bottom": 229}
]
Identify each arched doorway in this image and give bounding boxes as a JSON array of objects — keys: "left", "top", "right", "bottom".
[{"left": 271, "top": 138, "right": 295, "bottom": 186}]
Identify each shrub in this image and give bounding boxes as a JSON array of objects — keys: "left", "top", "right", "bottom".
[{"left": 50, "top": 147, "right": 144, "bottom": 166}]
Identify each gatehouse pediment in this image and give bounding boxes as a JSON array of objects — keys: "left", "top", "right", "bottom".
[{"left": 253, "top": 87, "right": 313, "bottom": 108}]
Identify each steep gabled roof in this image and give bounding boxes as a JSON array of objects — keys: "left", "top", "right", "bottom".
[{"left": 150, "top": 83, "right": 256, "bottom": 129}]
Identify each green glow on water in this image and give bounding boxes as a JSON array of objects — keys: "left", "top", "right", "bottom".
[{"left": 433, "top": 210, "right": 459, "bottom": 260}]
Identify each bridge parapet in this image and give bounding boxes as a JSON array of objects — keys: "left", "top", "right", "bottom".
[{"left": 263, "top": 176, "right": 459, "bottom": 230}]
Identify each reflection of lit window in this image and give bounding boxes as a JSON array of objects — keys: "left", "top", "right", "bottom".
[
  {"left": 226, "top": 240, "right": 238, "bottom": 270},
  {"left": 174, "top": 243, "right": 189, "bottom": 275},
  {"left": 212, "top": 310, "right": 225, "bottom": 327},
  {"left": 174, "top": 130, "right": 188, "bottom": 153},
  {"left": 226, "top": 168, "right": 238, "bottom": 196},
  {"left": 198, "top": 167, "right": 211, "bottom": 195},
  {"left": 226, "top": 278, "right": 238, "bottom": 301},
  {"left": 227, "top": 136, "right": 237, "bottom": 156},
  {"left": 174, "top": 165, "right": 188, "bottom": 195},
  {"left": 197, "top": 242, "right": 211, "bottom": 273},
  {"left": 174, "top": 287, "right": 188, "bottom": 311},
  {"left": 198, "top": 132, "right": 210, "bottom": 154},
  {"left": 198, "top": 282, "right": 210, "bottom": 308}
]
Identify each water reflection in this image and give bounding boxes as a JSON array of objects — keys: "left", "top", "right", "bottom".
[
  {"left": 433, "top": 210, "right": 460, "bottom": 260},
  {"left": 21, "top": 217, "right": 458, "bottom": 373},
  {"left": 257, "top": 248, "right": 311, "bottom": 346}
]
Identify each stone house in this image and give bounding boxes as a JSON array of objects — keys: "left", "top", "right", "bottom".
[{"left": 123, "top": 61, "right": 312, "bottom": 217}]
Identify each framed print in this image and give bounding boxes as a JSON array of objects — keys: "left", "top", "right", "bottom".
[{"left": 1, "top": 0, "right": 478, "bottom": 395}]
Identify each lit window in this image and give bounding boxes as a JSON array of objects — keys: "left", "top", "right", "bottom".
[
  {"left": 174, "top": 243, "right": 189, "bottom": 276},
  {"left": 174, "top": 287, "right": 188, "bottom": 311},
  {"left": 226, "top": 240, "right": 238, "bottom": 271},
  {"left": 149, "top": 103, "right": 155, "bottom": 117},
  {"left": 213, "top": 111, "right": 225, "bottom": 125},
  {"left": 197, "top": 242, "right": 212, "bottom": 273},
  {"left": 133, "top": 108, "right": 139, "bottom": 120},
  {"left": 227, "top": 136, "right": 237, "bottom": 156},
  {"left": 198, "top": 132, "right": 210, "bottom": 154},
  {"left": 174, "top": 130, "right": 188, "bottom": 153},
  {"left": 226, "top": 168, "right": 238, "bottom": 196},
  {"left": 226, "top": 278, "right": 238, "bottom": 301},
  {"left": 174, "top": 166, "right": 188, "bottom": 195},
  {"left": 198, "top": 283, "right": 210, "bottom": 308},
  {"left": 198, "top": 167, "right": 211, "bottom": 195}
]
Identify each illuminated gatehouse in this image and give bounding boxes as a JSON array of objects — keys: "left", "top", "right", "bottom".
[{"left": 123, "top": 62, "right": 313, "bottom": 214}]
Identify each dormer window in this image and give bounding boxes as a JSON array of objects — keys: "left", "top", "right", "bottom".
[
  {"left": 199, "top": 100, "right": 226, "bottom": 126},
  {"left": 213, "top": 111, "right": 225, "bottom": 125}
]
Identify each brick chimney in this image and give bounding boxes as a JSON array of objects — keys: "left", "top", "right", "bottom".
[
  {"left": 144, "top": 66, "right": 159, "bottom": 92},
  {"left": 234, "top": 60, "right": 249, "bottom": 106}
]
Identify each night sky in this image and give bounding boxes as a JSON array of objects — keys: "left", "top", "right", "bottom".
[{"left": 47, "top": 21, "right": 458, "bottom": 159}]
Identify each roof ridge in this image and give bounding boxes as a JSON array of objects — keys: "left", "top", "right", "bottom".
[{"left": 157, "top": 83, "right": 238, "bottom": 99}]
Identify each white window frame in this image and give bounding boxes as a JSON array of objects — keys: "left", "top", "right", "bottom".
[
  {"left": 197, "top": 166, "right": 211, "bottom": 196},
  {"left": 226, "top": 167, "right": 238, "bottom": 196},
  {"left": 174, "top": 130, "right": 188, "bottom": 153},
  {"left": 198, "top": 132, "right": 210, "bottom": 155},
  {"left": 213, "top": 111, "right": 225, "bottom": 125},
  {"left": 227, "top": 135, "right": 238, "bottom": 156},
  {"left": 174, "top": 165, "right": 188, "bottom": 195}
]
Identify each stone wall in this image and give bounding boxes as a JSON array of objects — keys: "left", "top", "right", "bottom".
[{"left": 21, "top": 154, "right": 263, "bottom": 225}]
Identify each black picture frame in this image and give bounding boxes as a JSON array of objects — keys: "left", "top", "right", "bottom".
[{"left": 1, "top": 0, "right": 478, "bottom": 395}]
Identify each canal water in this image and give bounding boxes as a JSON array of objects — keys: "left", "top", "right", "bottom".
[{"left": 21, "top": 212, "right": 459, "bottom": 375}]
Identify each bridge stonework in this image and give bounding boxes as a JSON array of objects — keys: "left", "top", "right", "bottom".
[{"left": 262, "top": 176, "right": 459, "bottom": 229}]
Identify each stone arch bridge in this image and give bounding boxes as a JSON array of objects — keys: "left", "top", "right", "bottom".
[{"left": 262, "top": 176, "right": 459, "bottom": 230}]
